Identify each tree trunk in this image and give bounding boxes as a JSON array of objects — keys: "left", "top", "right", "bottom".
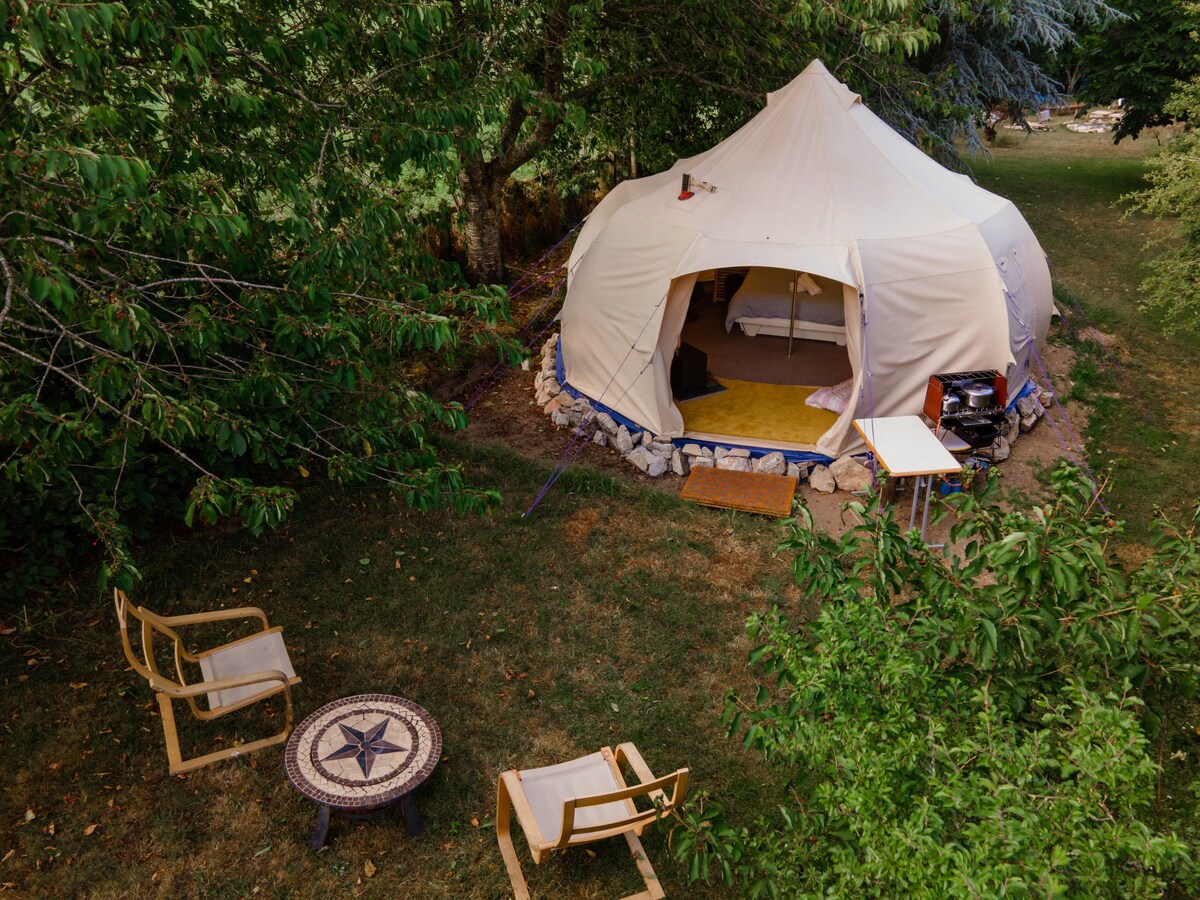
[{"left": 458, "top": 164, "right": 506, "bottom": 285}]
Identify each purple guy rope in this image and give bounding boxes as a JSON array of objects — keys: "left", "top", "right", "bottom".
[
  {"left": 1046, "top": 258, "right": 1153, "bottom": 423},
  {"left": 508, "top": 217, "right": 586, "bottom": 297},
  {"left": 464, "top": 275, "right": 565, "bottom": 413},
  {"left": 1027, "top": 337, "right": 1108, "bottom": 512},
  {"left": 523, "top": 292, "right": 668, "bottom": 516}
]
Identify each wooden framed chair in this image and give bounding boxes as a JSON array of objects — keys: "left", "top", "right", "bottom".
[
  {"left": 496, "top": 743, "right": 689, "bottom": 900},
  {"left": 113, "top": 589, "right": 300, "bottom": 774}
]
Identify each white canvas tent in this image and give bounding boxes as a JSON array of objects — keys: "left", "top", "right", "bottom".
[{"left": 559, "top": 59, "right": 1053, "bottom": 458}]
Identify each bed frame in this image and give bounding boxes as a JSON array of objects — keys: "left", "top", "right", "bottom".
[{"left": 735, "top": 317, "right": 847, "bottom": 346}]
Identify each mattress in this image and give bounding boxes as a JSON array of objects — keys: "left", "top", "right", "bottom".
[{"left": 725, "top": 267, "right": 845, "bottom": 332}]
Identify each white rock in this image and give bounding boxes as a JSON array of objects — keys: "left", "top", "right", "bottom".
[
  {"left": 681, "top": 443, "right": 704, "bottom": 457},
  {"left": 725, "top": 447, "right": 751, "bottom": 458},
  {"left": 615, "top": 425, "right": 634, "bottom": 454},
  {"left": 641, "top": 431, "right": 654, "bottom": 448},
  {"left": 557, "top": 392, "right": 575, "bottom": 410},
  {"left": 534, "top": 372, "right": 544, "bottom": 389},
  {"left": 596, "top": 412, "right": 618, "bottom": 435},
  {"left": 626, "top": 446, "right": 655, "bottom": 473},
  {"left": 713, "top": 447, "right": 728, "bottom": 460},
  {"left": 701, "top": 447, "right": 714, "bottom": 458},
  {"left": 1001, "top": 409, "right": 1020, "bottom": 443},
  {"left": 592, "top": 431, "right": 608, "bottom": 447},
  {"left": 551, "top": 410, "right": 569, "bottom": 427},
  {"left": 521, "top": 358, "right": 531, "bottom": 372},
  {"left": 786, "top": 463, "right": 801, "bottom": 479},
  {"left": 650, "top": 440, "right": 674, "bottom": 458},
  {"left": 546, "top": 333, "right": 558, "bottom": 350},
  {"left": 545, "top": 379, "right": 561, "bottom": 395},
  {"left": 691, "top": 456, "right": 714, "bottom": 468},
  {"left": 830, "top": 455, "right": 873, "bottom": 493},
  {"left": 1017, "top": 394, "right": 1044, "bottom": 418},
  {"left": 647, "top": 456, "right": 668, "bottom": 477},
  {"left": 754, "top": 451, "right": 786, "bottom": 475},
  {"left": 671, "top": 450, "right": 687, "bottom": 476},
  {"left": 1020, "top": 413, "right": 1039, "bottom": 432},
  {"left": 991, "top": 436, "right": 1011, "bottom": 462},
  {"left": 809, "top": 465, "right": 836, "bottom": 493},
  {"left": 717, "top": 456, "right": 751, "bottom": 472}
]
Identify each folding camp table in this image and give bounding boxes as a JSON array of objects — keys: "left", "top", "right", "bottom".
[{"left": 853, "top": 416, "right": 963, "bottom": 541}]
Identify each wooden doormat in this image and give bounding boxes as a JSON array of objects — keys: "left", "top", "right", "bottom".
[{"left": 680, "top": 466, "right": 798, "bottom": 517}]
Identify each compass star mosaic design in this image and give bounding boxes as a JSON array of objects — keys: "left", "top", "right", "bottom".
[
  {"left": 322, "top": 719, "right": 407, "bottom": 779},
  {"left": 285, "top": 695, "right": 442, "bottom": 810}
]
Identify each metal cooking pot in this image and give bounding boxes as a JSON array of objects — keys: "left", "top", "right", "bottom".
[
  {"left": 941, "top": 393, "right": 961, "bottom": 416},
  {"left": 962, "top": 383, "right": 995, "bottom": 409}
]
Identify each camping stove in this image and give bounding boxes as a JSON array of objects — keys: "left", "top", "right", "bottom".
[{"left": 924, "top": 370, "right": 1008, "bottom": 449}]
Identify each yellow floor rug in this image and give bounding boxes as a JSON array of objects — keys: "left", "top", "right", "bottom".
[{"left": 678, "top": 379, "right": 838, "bottom": 446}]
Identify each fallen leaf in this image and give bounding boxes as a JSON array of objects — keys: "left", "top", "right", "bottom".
[
  {"left": 394, "top": 559, "right": 402, "bottom": 569},
  {"left": 2, "top": 849, "right": 14, "bottom": 863},
  {"left": 0, "top": 625, "right": 14, "bottom": 635},
  {"left": 69, "top": 682, "right": 87, "bottom": 690},
  {"left": 24, "top": 809, "right": 33, "bottom": 822},
  {"left": 84, "top": 824, "right": 99, "bottom": 836},
  {"left": 243, "top": 577, "right": 252, "bottom": 583},
  {"left": 527, "top": 689, "right": 536, "bottom": 700},
  {"left": 364, "top": 859, "right": 376, "bottom": 878},
  {"left": 471, "top": 817, "right": 479, "bottom": 827}
]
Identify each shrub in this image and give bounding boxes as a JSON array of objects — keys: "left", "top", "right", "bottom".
[{"left": 673, "top": 464, "right": 1198, "bottom": 897}]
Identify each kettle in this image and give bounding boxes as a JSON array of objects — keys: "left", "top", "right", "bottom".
[{"left": 941, "top": 393, "right": 961, "bottom": 416}]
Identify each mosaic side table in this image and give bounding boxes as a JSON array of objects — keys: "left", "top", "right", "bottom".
[{"left": 284, "top": 694, "right": 442, "bottom": 849}]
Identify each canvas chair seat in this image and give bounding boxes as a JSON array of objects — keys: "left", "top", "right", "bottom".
[{"left": 198, "top": 628, "right": 296, "bottom": 709}]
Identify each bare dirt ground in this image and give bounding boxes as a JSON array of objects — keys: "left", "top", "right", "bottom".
[{"left": 460, "top": 333, "right": 1089, "bottom": 543}]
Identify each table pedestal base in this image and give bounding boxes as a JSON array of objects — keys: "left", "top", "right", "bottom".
[{"left": 308, "top": 793, "right": 425, "bottom": 849}]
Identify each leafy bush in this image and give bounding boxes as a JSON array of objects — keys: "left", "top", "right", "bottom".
[
  {"left": 673, "top": 465, "right": 1198, "bottom": 897},
  {"left": 0, "top": 1, "right": 520, "bottom": 594}
]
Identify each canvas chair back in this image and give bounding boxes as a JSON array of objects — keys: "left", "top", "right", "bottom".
[{"left": 554, "top": 768, "right": 688, "bottom": 849}]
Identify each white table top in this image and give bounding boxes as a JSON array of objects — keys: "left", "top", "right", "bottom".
[{"left": 853, "top": 416, "right": 963, "bottom": 478}]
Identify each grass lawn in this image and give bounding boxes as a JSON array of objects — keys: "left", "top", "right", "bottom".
[
  {"left": 3, "top": 123, "right": 1197, "bottom": 899},
  {"left": 2, "top": 444, "right": 802, "bottom": 898},
  {"left": 969, "top": 125, "right": 1200, "bottom": 541}
]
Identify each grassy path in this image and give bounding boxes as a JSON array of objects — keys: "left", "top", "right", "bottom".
[{"left": 970, "top": 128, "right": 1200, "bottom": 540}]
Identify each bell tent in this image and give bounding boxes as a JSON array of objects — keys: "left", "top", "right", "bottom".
[{"left": 558, "top": 59, "right": 1053, "bottom": 459}]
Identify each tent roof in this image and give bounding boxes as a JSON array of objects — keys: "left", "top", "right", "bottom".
[{"left": 570, "top": 59, "right": 1019, "bottom": 284}]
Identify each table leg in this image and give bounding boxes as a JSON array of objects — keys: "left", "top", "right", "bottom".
[
  {"left": 400, "top": 793, "right": 424, "bottom": 837},
  {"left": 919, "top": 475, "right": 934, "bottom": 541},
  {"left": 310, "top": 804, "right": 331, "bottom": 850},
  {"left": 908, "top": 476, "right": 921, "bottom": 532}
]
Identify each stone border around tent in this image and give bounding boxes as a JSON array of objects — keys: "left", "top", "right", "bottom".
[{"left": 529, "top": 333, "right": 1049, "bottom": 493}]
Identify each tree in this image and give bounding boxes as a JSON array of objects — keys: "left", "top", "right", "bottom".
[
  {"left": 887, "top": 0, "right": 1123, "bottom": 158},
  {"left": 431, "top": 0, "right": 943, "bottom": 284},
  {"left": 0, "top": 0, "right": 517, "bottom": 592},
  {"left": 1125, "top": 73, "right": 1200, "bottom": 332},
  {"left": 1080, "top": 0, "right": 1200, "bottom": 142},
  {"left": 672, "top": 466, "right": 1198, "bottom": 897}
]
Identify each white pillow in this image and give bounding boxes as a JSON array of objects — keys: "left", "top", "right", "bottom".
[{"left": 805, "top": 378, "right": 854, "bottom": 414}]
